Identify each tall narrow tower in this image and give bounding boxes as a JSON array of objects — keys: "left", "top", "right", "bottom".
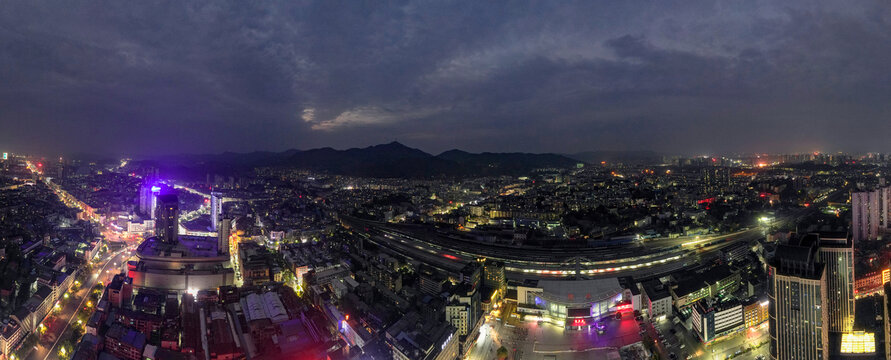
[
  {"left": 816, "top": 232, "right": 855, "bottom": 332},
  {"left": 155, "top": 193, "right": 179, "bottom": 244},
  {"left": 218, "top": 218, "right": 231, "bottom": 256},
  {"left": 210, "top": 191, "right": 223, "bottom": 231}
]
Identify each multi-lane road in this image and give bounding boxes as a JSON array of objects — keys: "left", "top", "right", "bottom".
[
  {"left": 23, "top": 248, "right": 132, "bottom": 360},
  {"left": 20, "top": 161, "right": 134, "bottom": 360}
]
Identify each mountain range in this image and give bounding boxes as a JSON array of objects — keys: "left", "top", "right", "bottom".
[{"left": 135, "top": 142, "right": 589, "bottom": 179}]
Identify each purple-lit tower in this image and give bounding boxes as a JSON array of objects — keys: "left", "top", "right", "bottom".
[
  {"left": 139, "top": 180, "right": 163, "bottom": 219},
  {"left": 211, "top": 191, "right": 223, "bottom": 231}
]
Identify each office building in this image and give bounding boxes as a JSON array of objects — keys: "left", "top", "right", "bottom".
[
  {"left": 482, "top": 260, "right": 505, "bottom": 295},
  {"left": 691, "top": 299, "right": 743, "bottom": 343},
  {"left": 155, "top": 193, "right": 179, "bottom": 244},
  {"left": 816, "top": 232, "right": 854, "bottom": 332},
  {"left": 768, "top": 235, "right": 829, "bottom": 360}
]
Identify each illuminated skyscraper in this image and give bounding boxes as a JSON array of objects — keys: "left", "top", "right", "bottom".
[
  {"left": 768, "top": 235, "right": 828, "bottom": 360},
  {"left": 211, "top": 191, "right": 223, "bottom": 231},
  {"left": 139, "top": 181, "right": 163, "bottom": 219},
  {"left": 816, "top": 232, "right": 854, "bottom": 332},
  {"left": 155, "top": 193, "right": 179, "bottom": 244}
]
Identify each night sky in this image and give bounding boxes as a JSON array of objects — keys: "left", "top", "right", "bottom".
[{"left": 2, "top": 1, "right": 891, "bottom": 156}]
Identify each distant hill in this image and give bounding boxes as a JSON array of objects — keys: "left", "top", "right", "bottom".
[
  {"left": 437, "top": 149, "right": 580, "bottom": 176},
  {"left": 133, "top": 142, "right": 582, "bottom": 179},
  {"left": 280, "top": 142, "right": 458, "bottom": 178},
  {"left": 567, "top": 150, "right": 662, "bottom": 165}
]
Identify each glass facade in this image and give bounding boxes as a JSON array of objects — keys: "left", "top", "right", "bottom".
[{"left": 529, "top": 293, "right": 619, "bottom": 324}]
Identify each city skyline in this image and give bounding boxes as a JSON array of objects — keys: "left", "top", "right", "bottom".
[
  {"left": 3, "top": 1, "right": 891, "bottom": 156},
  {"left": 3, "top": 2, "right": 891, "bottom": 359}
]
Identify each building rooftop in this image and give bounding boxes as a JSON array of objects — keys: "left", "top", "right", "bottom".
[
  {"left": 137, "top": 234, "right": 222, "bottom": 258},
  {"left": 536, "top": 278, "right": 623, "bottom": 304},
  {"left": 242, "top": 292, "right": 289, "bottom": 324},
  {"left": 106, "top": 323, "right": 147, "bottom": 351},
  {"left": 674, "top": 265, "right": 737, "bottom": 296},
  {"left": 770, "top": 234, "right": 825, "bottom": 280},
  {"left": 641, "top": 279, "right": 671, "bottom": 300}
]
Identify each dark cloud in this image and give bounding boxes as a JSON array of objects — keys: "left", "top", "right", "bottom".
[{"left": 1, "top": 0, "right": 891, "bottom": 156}]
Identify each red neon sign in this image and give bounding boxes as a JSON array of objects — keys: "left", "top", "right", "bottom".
[
  {"left": 572, "top": 319, "right": 586, "bottom": 326},
  {"left": 616, "top": 304, "right": 633, "bottom": 312}
]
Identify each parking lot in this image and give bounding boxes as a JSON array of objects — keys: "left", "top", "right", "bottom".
[
  {"left": 645, "top": 317, "right": 768, "bottom": 360},
  {"left": 470, "top": 312, "right": 645, "bottom": 359}
]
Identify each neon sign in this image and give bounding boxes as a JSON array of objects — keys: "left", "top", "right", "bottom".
[
  {"left": 615, "top": 304, "right": 633, "bottom": 312},
  {"left": 572, "top": 319, "right": 586, "bottom": 327}
]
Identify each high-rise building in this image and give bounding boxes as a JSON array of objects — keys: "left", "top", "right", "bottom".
[
  {"left": 701, "top": 167, "right": 730, "bottom": 195},
  {"left": 139, "top": 182, "right": 163, "bottom": 219},
  {"left": 816, "top": 232, "right": 854, "bottom": 332},
  {"left": 852, "top": 190, "right": 881, "bottom": 241},
  {"left": 210, "top": 191, "right": 223, "bottom": 231},
  {"left": 218, "top": 218, "right": 231, "bottom": 256},
  {"left": 482, "top": 260, "right": 505, "bottom": 295},
  {"left": 880, "top": 187, "right": 891, "bottom": 230},
  {"left": 138, "top": 184, "right": 150, "bottom": 215},
  {"left": 768, "top": 234, "right": 828, "bottom": 360},
  {"left": 155, "top": 193, "right": 179, "bottom": 244}
]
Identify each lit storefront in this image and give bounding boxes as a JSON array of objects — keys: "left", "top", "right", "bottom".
[{"left": 515, "top": 278, "right": 626, "bottom": 329}]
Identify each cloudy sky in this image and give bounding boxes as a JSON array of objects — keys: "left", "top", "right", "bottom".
[{"left": 1, "top": 0, "right": 891, "bottom": 156}]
